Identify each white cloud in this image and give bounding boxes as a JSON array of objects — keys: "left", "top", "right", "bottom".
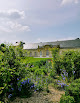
[
  {"left": 0, "top": 9, "right": 25, "bottom": 19},
  {"left": 0, "top": 9, "right": 30, "bottom": 33},
  {"left": 61, "top": 0, "right": 79, "bottom": 5},
  {"left": 0, "top": 21, "right": 30, "bottom": 33},
  {"left": 7, "top": 21, "right": 30, "bottom": 32}
]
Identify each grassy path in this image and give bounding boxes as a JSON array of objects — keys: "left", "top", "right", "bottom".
[{"left": 11, "top": 86, "right": 64, "bottom": 103}]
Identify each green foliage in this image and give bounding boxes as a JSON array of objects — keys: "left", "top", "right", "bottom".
[
  {"left": 35, "top": 81, "right": 43, "bottom": 91},
  {"left": 0, "top": 43, "right": 35, "bottom": 102},
  {"left": 35, "top": 69, "right": 45, "bottom": 76},
  {"left": 60, "top": 95, "right": 74, "bottom": 103},
  {"left": 52, "top": 47, "right": 59, "bottom": 75},
  {"left": 17, "top": 78, "right": 35, "bottom": 98},
  {"left": 49, "top": 70, "right": 56, "bottom": 78},
  {"left": 25, "top": 59, "right": 53, "bottom": 93},
  {"left": 33, "top": 60, "right": 46, "bottom": 68},
  {"left": 53, "top": 50, "right": 80, "bottom": 80},
  {"left": 60, "top": 78, "right": 80, "bottom": 103},
  {"left": 15, "top": 45, "right": 26, "bottom": 57},
  {"left": 52, "top": 47, "right": 59, "bottom": 59},
  {"left": 73, "top": 55, "right": 80, "bottom": 79}
]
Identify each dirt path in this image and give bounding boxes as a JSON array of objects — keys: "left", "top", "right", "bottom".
[
  {"left": 46, "top": 86, "right": 65, "bottom": 103},
  {"left": 11, "top": 86, "right": 64, "bottom": 103}
]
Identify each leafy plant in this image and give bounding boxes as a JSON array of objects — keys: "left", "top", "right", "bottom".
[
  {"left": 0, "top": 43, "right": 32, "bottom": 102},
  {"left": 60, "top": 95, "right": 74, "bottom": 103},
  {"left": 60, "top": 78, "right": 80, "bottom": 103},
  {"left": 17, "top": 78, "right": 35, "bottom": 98}
]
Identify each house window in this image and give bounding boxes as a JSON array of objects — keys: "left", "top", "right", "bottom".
[
  {"left": 30, "top": 52, "right": 32, "bottom": 57},
  {"left": 35, "top": 52, "right": 37, "bottom": 57},
  {"left": 40, "top": 51, "right": 42, "bottom": 57},
  {"left": 46, "top": 50, "right": 49, "bottom": 57}
]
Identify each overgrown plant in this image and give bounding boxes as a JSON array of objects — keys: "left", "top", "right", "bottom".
[
  {"left": 0, "top": 43, "right": 34, "bottom": 102},
  {"left": 51, "top": 47, "right": 60, "bottom": 76},
  {"left": 60, "top": 78, "right": 80, "bottom": 103}
]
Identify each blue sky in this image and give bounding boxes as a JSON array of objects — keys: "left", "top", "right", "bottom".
[{"left": 0, "top": 0, "right": 80, "bottom": 44}]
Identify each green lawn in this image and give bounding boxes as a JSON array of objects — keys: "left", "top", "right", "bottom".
[{"left": 21, "top": 57, "right": 52, "bottom": 64}]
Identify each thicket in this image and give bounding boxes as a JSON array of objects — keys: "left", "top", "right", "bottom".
[
  {"left": 60, "top": 78, "right": 80, "bottom": 103},
  {"left": 52, "top": 48, "right": 80, "bottom": 102},
  {"left": 0, "top": 43, "right": 35, "bottom": 102},
  {"left": 52, "top": 49, "right": 80, "bottom": 80}
]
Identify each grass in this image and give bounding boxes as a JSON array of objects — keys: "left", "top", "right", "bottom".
[
  {"left": 27, "top": 57, "right": 52, "bottom": 62},
  {"left": 21, "top": 57, "right": 52, "bottom": 64}
]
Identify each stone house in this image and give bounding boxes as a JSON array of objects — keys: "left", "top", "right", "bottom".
[{"left": 22, "top": 38, "right": 80, "bottom": 58}]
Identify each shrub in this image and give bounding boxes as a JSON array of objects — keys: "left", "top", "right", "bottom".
[
  {"left": 60, "top": 95, "right": 74, "bottom": 103},
  {"left": 33, "top": 60, "right": 46, "bottom": 68},
  {"left": 49, "top": 70, "right": 56, "bottom": 78},
  {"left": 53, "top": 50, "right": 80, "bottom": 80},
  {"left": 52, "top": 47, "right": 59, "bottom": 69},
  {"left": 35, "top": 69, "right": 45, "bottom": 76},
  {"left": 35, "top": 82, "right": 43, "bottom": 91},
  {"left": 60, "top": 78, "right": 80, "bottom": 103},
  {"left": 65, "top": 79, "right": 80, "bottom": 103},
  {"left": 27, "top": 66, "right": 38, "bottom": 72},
  {"left": 73, "top": 55, "right": 80, "bottom": 79},
  {"left": 0, "top": 43, "right": 31, "bottom": 102},
  {"left": 17, "top": 78, "right": 35, "bottom": 98}
]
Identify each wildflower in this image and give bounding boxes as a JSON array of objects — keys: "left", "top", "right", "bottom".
[
  {"left": 61, "top": 74, "right": 64, "bottom": 77},
  {"left": 63, "top": 77, "right": 65, "bottom": 81},
  {"left": 27, "top": 79, "right": 30, "bottom": 84},
  {"left": 31, "top": 65, "right": 34, "bottom": 67},
  {"left": 57, "top": 82, "right": 68, "bottom": 88},
  {"left": 11, "top": 88, "right": 14, "bottom": 91},
  {"left": 63, "top": 70, "right": 66, "bottom": 72},
  {"left": 30, "top": 85, "right": 34, "bottom": 88},
  {"left": 36, "top": 88, "right": 39, "bottom": 91},
  {"left": 60, "top": 83, "right": 66, "bottom": 88},
  {"left": 25, "top": 79, "right": 27, "bottom": 83},
  {"left": 61, "top": 84, "right": 63, "bottom": 88},
  {"left": 63, "top": 72, "right": 66, "bottom": 75},
  {"left": 20, "top": 85, "right": 22, "bottom": 87},
  {"left": 26, "top": 64, "right": 29, "bottom": 67},
  {"left": 66, "top": 85, "right": 69, "bottom": 86},
  {"left": 58, "top": 80, "right": 60, "bottom": 82},
  {"left": 65, "top": 73, "right": 68, "bottom": 77},
  {"left": 8, "top": 94, "right": 12, "bottom": 98},
  {"left": 34, "top": 90, "right": 36, "bottom": 92},
  {"left": 72, "top": 71, "right": 75, "bottom": 75},
  {"left": 21, "top": 81, "right": 23, "bottom": 84},
  {"left": 57, "top": 83, "right": 60, "bottom": 85},
  {"left": 17, "top": 78, "right": 19, "bottom": 81}
]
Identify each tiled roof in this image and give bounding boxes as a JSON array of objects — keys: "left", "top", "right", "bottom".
[{"left": 23, "top": 39, "right": 80, "bottom": 49}]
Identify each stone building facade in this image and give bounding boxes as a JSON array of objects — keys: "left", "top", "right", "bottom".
[{"left": 16, "top": 38, "right": 80, "bottom": 58}]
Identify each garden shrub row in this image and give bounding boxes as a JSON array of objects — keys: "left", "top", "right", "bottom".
[
  {"left": 52, "top": 49, "right": 80, "bottom": 80},
  {"left": 0, "top": 43, "right": 35, "bottom": 102},
  {"left": 52, "top": 48, "right": 80, "bottom": 102}
]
